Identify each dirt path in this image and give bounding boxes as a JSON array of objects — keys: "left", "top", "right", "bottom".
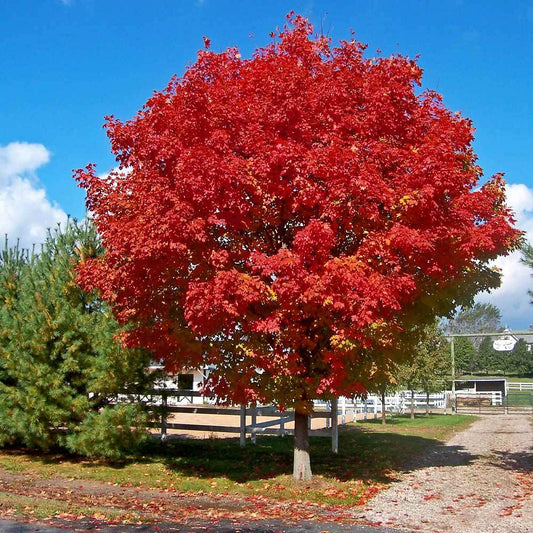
[{"left": 356, "top": 414, "right": 533, "bottom": 532}]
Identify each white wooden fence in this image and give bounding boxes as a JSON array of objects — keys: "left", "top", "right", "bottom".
[
  {"left": 136, "top": 390, "right": 340, "bottom": 450},
  {"left": 316, "top": 391, "right": 447, "bottom": 420},
  {"left": 127, "top": 388, "right": 449, "bottom": 453}
]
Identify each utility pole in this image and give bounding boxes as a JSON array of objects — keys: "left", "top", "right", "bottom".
[{"left": 450, "top": 337, "right": 455, "bottom": 413}]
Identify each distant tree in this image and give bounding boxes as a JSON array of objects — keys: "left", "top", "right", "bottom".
[
  {"left": 366, "top": 366, "right": 399, "bottom": 425},
  {"left": 417, "top": 324, "right": 450, "bottom": 414},
  {"left": 521, "top": 243, "right": 533, "bottom": 304},
  {"left": 396, "top": 360, "right": 420, "bottom": 419},
  {"left": 477, "top": 336, "right": 500, "bottom": 374},
  {"left": 445, "top": 303, "right": 503, "bottom": 349},
  {"left": 504, "top": 339, "right": 533, "bottom": 376},
  {"left": 0, "top": 221, "right": 155, "bottom": 458},
  {"left": 453, "top": 337, "right": 477, "bottom": 374},
  {"left": 397, "top": 322, "right": 449, "bottom": 417}
]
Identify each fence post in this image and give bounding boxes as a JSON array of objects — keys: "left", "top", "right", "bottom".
[
  {"left": 340, "top": 396, "right": 346, "bottom": 425},
  {"left": 326, "top": 402, "right": 331, "bottom": 429},
  {"left": 161, "top": 391, "right": 168, "bottom": 440},
  {"left": 240, "top": 404, "right": 246, "bottom": 448},
  {"left": 505, "top": 393, "right": 508, "bottom": 415},
  {"left": 251, "top": 403, "right": 257, "bottom": 444},
  {"left": 331, "top": 398, "right": 339, "bottom": 454}
]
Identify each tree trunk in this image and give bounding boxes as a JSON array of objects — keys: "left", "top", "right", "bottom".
[
  {"left": 410, "top": 389, "right": 415, "bottom": 419},
  {"left": 426, "top": 391, "right": 430, "bottom": 416},
  {"left": 293, "top": 410, "right": 312, "bottom": 481},
  {"left": 381, "top": 390, "right": 387, "bottom": 425}
]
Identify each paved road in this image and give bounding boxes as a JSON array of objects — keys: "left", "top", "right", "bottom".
[{"left": 0, "top": 519, "right": 412, "bottom": 533}]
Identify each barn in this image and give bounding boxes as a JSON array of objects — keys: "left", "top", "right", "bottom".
[{"left": 454, "top": 378, "right": 508, "bottom": 396}]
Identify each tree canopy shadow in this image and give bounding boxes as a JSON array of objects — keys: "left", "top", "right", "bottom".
[
  {"left": 132, "top": 423, "right": 479, "bottom": 484},
  {"left": 486, "top": 449, "right": 533, "bottom": 473},
  {"left": 0, "top": 417, "right": 480, "bottom": 486}
]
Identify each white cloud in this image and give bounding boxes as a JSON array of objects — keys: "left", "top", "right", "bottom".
[
  {"left": 0, "top": 142, "right": 67, "bottom": 249},
  {"left": 476, "top": 182, "right": 533, "bottom": 330},
  {"left": 0, "top": 142, "right": 50, "bottom": 184}
]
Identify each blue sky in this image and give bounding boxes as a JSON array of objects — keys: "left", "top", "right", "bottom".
[{"left": 1, "top": 0, "right": 532, "bottom": 328}]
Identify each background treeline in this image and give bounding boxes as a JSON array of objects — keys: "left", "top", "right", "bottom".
[
  {"left": 452, "top": 336, "right": 532, "bottom": 376},
  {"left": 0, "top": 220, "right": 157, "bottom": 458},
  {"left": 445, "top": 303, "right": 533, "bottom": 376}
]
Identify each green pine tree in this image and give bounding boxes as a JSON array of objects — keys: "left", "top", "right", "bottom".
[{"left": 0, "top": 220, "right": 155, "bottom": 458}]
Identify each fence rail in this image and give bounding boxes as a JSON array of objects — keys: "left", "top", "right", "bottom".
[
  {"left": 134, "top": 390, "right": 342, "bottom": 450},
  {"left": 117, "top": 385, "right": 530, "bottom": 449},
  {"left": 508, "top": 382, "right": 533, "bottom": 391},
  {"left": 129, "top": 389, "right": 450, "bottom": 448}
]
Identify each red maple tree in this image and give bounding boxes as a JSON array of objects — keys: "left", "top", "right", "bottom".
[{"left": 76, "top": 14, "right": 521, "bottom": 479}]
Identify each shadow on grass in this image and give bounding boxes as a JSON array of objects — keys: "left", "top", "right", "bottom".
[
  {"left": 1, "top": 415, "right": 479, "bottom": 486},
  {"left": 128, "top": 422, "right": 479, "bottom": 484}
]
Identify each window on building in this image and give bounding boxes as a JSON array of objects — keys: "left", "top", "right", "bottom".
[{"left": 177, "top": 373, "right": 194, "bottom": 390}]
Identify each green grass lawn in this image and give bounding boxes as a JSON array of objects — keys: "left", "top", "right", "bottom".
[
  {"left": 506, "top": 391, "right": 533, "bottom": 406},
  {"left": 0, "top": 414, "right": 475, "bottom": 507}
]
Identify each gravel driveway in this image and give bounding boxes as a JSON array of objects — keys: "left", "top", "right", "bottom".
[{"left": 355, "top": 414, "right": 533, "bottom": 532}]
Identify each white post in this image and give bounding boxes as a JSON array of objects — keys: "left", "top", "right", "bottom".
[
  {"left": 331, "top": 398, "right": 338, "bottom": 454},
  {"left": 161, "top": 391, "right": 168, "bottom": 440},
  {"left": 251, "top": 403, "right": 257, "bottom": 444},
  {"left": 240, "top": 404, "right": 246, "bottom": 448}
]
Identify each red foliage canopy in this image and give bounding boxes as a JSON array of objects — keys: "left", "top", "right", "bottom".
[{"left": 76, "top": 15, "right": 521, "bottom": 407}]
